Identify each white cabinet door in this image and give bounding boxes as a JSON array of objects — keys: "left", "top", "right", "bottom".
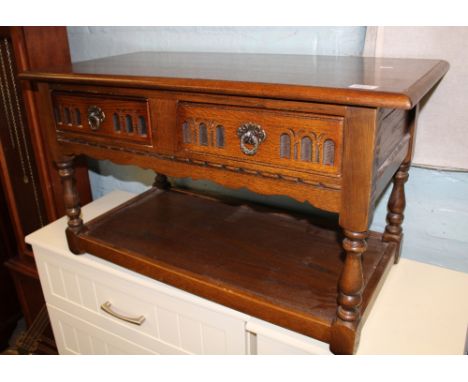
[
  {"left": 49, "top": 305, "right": 156, "bottom": 355},
  {"left": 34, "top": 240, "right": 248, "bottom": 354}
]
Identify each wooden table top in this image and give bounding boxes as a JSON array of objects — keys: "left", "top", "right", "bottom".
[{"left": 20, "top": 52, "right": 449, "bottom": 109}]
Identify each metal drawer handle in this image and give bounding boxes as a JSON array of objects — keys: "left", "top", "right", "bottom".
[
  {"left": 88, "top": 105, "right": 105, "bottom": 131},
  {"left": 237, "top": 122, "right": 266, "bottom": 156},
  {"left": 100, "top": 301, "right": 145, "bottom": 326}
]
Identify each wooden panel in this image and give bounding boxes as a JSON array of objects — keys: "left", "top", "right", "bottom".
[
  {"left": 0, "top": 27, "right": 91, "bottom": 354},
  {"left": 176, "top": 102, "right": 343, "bottom": 177},
  {"left": 5, "top": 258, "right": 41, "bottom": 326},
  {"left": 52, "top": 92, "right": 152, "bottom": 147},
  {"left": 4, "top": 26, "right": 91, "bottom": 228},
  {"left": 339, "top": 107, "right": 379, "bottom": 231},
  {"left": 50, "top": 134, "right": 342, "bottom": 212},
  {"left": 375, "top": 109, "right": 410, "bottom": 169},
  {"left": 20, "top": 27, "right": 71, "bottom": 69},
  {"left": 372, "top": 107, "right": 414, "bottom": 204}
]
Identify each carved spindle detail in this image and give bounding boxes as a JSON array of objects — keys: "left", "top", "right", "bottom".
[
  {"left": 337, "top": 230, "right": 367, "bottom": 322},
  {"left": 383, "top": 163, "right": 410, "bottom": 263},
  {"left": 153, "top": 173, "right": 171, "bottom": 190}
]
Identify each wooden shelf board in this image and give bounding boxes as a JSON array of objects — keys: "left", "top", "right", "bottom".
[{"left": 76, "top": 188, "right": 395, "bottom": 344}]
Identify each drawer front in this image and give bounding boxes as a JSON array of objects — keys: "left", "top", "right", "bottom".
[
  {"left": 34, "top": 245, "right": 248, "bottom": 355},
  {"left": 176, "top": 102, "right": 343, "bottom": 177},
  {"left": 48, "top": 305, "right": 156, "bottom": 354},
  {"left": 52, "top": 92, "right": 152, "bottom": 146}
]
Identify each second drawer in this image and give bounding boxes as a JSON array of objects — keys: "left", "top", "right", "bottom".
[{"left": 176, "top": 102, "right": 344, "bottom": 178}]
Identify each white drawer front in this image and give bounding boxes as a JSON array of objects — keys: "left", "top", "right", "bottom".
[
  {"left": 48, "top": 305, "right": 156, "bottom": 355},
  {"left": 246, "top": 318, "right": 331, "bottom": 355},
  {"left": 34, "top": 245, "right": 247, "bottom": 354}
]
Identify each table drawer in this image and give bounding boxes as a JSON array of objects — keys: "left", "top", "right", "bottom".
[
  {"left": 176, "top": 102, "right": 343, "bottom": 177},
  {"left": 34, "top": 244, "right": 248, "bottom": 354},
  {"left": 52, "top": 91, "right": 152, "bottom": 146}
]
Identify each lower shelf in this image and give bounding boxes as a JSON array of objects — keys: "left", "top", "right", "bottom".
[{"left": 72, "top": 187, "right": 395, "bottom": 348}]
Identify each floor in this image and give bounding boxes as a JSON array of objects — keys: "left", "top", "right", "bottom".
[{"left": 1, "top": 318, "right": 26, "bottom": 355}]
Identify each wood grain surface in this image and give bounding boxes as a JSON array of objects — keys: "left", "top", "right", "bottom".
[
  {"left": 20, "top": 52, "right": 449, "bottom": 109},
  {"left": 75, "top": 188, "right": 395, "bottom": 343}
]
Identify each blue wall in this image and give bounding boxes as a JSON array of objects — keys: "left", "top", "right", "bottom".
[
  {"left": 68, "top": 26, "right": 367, "bottom": 61},
  {"left": 372, "top": 168, "right": 468, "bottom": 272},
  {"left": 88, "top": 162, "right": 468, "bottom": 273}
]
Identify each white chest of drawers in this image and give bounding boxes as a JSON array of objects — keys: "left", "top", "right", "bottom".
[
  {"left": 26, "top": 190, "right": 331, "bottom": 355},
  {"left": 27, "top": 190, "right": 468, "bottom": 355}
]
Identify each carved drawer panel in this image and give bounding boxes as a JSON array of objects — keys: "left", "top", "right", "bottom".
[
  {"left": 176, "top": 102, "right": 343, "bottom": 177},
  {"left": 52, "top": 92, "right": 152, "bottom": 146}
]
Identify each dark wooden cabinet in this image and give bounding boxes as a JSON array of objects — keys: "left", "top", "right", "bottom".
[
  {"left": 0, "top": 26, "right": 91, "bottom": 353},
  {"left": 0, "top": 184, "right": 21, "bottom": 351}
]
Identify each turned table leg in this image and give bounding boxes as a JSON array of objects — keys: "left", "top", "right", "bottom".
[
  {"left": 330, "top": 229, "right": 367, "bottom": 354},
  {"left": 56, "top": 157, "right": 85, "bottom": 254},
  {"left": 383, "top": 162, "right": 410, "bottom": 263},
  {"left": 153, "top": 173, "right": 171, "bottom": 190}
]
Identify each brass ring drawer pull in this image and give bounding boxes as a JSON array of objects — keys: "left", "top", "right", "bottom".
[
  {"left": 100, "top": 301, "right": 145, "bottom": 326},
  {"left": 237, "top": 122, "right": 266, "bottom": 156},
  {"left": 88, "top": 105, "right": 105, "bottom": 131}
]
